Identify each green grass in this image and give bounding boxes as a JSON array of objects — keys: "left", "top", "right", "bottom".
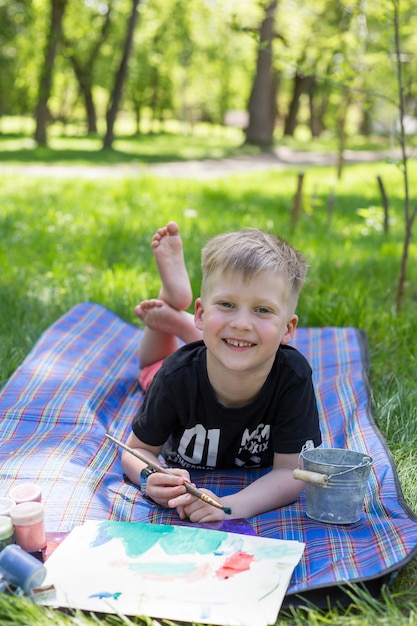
[{"left": 1, "top": 127, "right": 417, "bottom": 624}]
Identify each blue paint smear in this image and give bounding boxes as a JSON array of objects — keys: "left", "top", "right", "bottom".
[
  {"left": 213, "top": 535, "right": 244, "bottom": 556},
  {"left": 89, "top": 591, "right": 122, "bottom": 600},
  {"left": 200, "top": 605, "right": 212, "bottom": 620},
  {"left": 92, "top": 522, "right": 226, "bottom": 558}
]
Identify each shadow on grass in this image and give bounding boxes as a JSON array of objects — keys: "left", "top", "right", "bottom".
[
  {"left": 0, "top": 146, "right": 173, "bottom": 165},
  {"left": 0, "top": 131, "right": 259, "bottom": 166}
]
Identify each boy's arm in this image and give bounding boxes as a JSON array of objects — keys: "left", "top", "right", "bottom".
[
  {"left": 172, "top": 452, "right": 304, "bottom": 522},
  {"left": 121, "top": 432, "right": 191, "bottom": 508},
  {"left": 223, "top": 452, "right": 304, "bottom": 519}
]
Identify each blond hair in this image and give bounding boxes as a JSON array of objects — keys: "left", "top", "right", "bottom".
[{"left": 201, "top": 228, "right": 308, "bottom": 310}]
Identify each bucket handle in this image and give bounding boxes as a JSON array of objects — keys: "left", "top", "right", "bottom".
[
  {"left": 293, "top": 468, "right": 328, "bottom": 485},
  {"left": 293, "top": 455, "right": 372, "bottom": 485}
]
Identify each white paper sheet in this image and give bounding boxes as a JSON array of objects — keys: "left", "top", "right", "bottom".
[{"left": 39, "top": 521, "right": 304, "bottom": 626}]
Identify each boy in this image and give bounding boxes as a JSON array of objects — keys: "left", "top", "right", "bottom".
[{"left": 122, "top": 222, "right": 321, "bottom": 522}]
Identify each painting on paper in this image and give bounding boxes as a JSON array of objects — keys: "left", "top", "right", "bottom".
[{"left": 40, "top": 521, "right": 304, "bottom": 626}]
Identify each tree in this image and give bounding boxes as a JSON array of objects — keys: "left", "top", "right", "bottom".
[
  {"left": 391, "top": 0, "right": 417, "bottom": 311},
  {"left": 245, "top": 1, "right": 278, "bottom": 148},
  {"left": 34, "top": 0, "right": 68, "bottom": 145},
  {"left": 279, "top": 0, "right": 365, "bottom": 145},
  {"left": 103, "top": 0, "right": 141, "bottom": 148},
  {"left": 0, "top": 0, "right": 31, "bottom": 121}
]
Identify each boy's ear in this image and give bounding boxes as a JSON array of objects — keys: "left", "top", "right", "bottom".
[
  {"left": 194, "top": 298, "right": 204, "bottom": 331},
  {"left": 280, "top": 314, "right": 298, "bottom": 345}
]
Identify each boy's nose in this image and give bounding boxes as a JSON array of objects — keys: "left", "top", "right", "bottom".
[{"left": 230, "top": 309, "right": 252, "bottom": 330}]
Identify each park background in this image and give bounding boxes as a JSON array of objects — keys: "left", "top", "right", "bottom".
[{"left": 1, "top": 0, "right": 417, "bottom": 625}]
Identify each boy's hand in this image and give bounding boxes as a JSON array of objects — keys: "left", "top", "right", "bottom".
[
  {"left": 145, "top": 468, "right": 190, "bottom": 508},
  {"left": 170, "top": 489, "right": 228, "bottom": 523}
]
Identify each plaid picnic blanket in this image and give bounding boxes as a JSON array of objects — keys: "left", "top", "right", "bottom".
[{"left": 1, "top": 302, "right": 416, "bottom": 605}]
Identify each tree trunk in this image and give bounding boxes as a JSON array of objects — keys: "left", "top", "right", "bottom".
[
  {"left": 103, "top": 0, "right": 140, "bottom": 149},
  {"left": 65, "top": 7, "right": 112, "bottom": 135},
  {"left": 68, "top": 59, "right": 97, "bottom": 133},
  {"left": 308, "top": 77, "right": 324, "bottom": 137},
  {"left": 34, "top": 0, "right": 68, "bottom": 145},
  {"left": 283, "top": 72, "right": 315, "bottom": 137},
  {"left": 244, "top": 0, "right": 278, "bottom": 149}
]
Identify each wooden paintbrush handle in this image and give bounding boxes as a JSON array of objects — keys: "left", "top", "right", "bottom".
[{"left": 105, "top": 433, "right": 230, "bottom": 513}]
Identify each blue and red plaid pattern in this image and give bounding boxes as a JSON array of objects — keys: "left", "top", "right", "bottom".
[{"left": 1, "top": 303, "right": 416, "bottom": 600}]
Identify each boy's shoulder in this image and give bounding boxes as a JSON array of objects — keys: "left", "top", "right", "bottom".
[
  {"left": 162, "top": 340, "right": 205, "bottom": 373},
  {"left": 278, "top": 343, "right": 313, "bottom": 378}
]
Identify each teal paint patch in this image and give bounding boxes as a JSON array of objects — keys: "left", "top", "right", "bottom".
[
  {"left": 159, "top": 526, "right": 226, "bottom": 555},
  {"left": 255, "top": 543, "right": 303, "bottom": 559},
  {"left": 91, "top": 522, "right": 226, "bottom": 559},
  {"left": 92, "top": 522, "right": 175, "bottom": 558},
  {"left": 128, "top": 561, "right": 196, "bottom": 576}
]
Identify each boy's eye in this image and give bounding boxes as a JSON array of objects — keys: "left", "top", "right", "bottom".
[
  {"left": 218, "top": 301, "right": 234, "bottom": 309},
  {"left": 256, "top": 307, "right": 272, "bottom": 314}
]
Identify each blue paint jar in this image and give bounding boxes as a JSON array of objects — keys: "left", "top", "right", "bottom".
[{"left": 0, "top": 544, "right": 46, "bottom": 593}]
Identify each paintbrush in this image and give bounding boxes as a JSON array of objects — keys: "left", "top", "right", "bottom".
[{"left": 105, "top": 433, "right": 232, "bottom": 515}]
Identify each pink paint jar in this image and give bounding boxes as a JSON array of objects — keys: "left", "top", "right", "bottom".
[
  {"left": 9, "top": 482, "right": 42, "bottom": 504},
  {"left": 9, "top": 502, "right": 47, "bottom": 553}
]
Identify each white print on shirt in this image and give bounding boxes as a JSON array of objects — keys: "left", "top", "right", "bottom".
[
  {"left": 175, "top": 422, "right": 271, "bottom": 468},
  {"left": 177, "top": 424, "right": 220, "bottom": 466},
  {"left": 234, "top": 423, "right": 271, "bottom": 467}
]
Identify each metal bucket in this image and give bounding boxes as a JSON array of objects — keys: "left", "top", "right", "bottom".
[{"left": 293, "top": 448, "right": 373, "bottom": 524}]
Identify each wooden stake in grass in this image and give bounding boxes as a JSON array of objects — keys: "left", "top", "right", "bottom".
[
  {"left": 377, "top": 175, "right": 390, "bottom": 235},
  {"left": 291, "top": 172, "right": 305, "bottom": 229}
]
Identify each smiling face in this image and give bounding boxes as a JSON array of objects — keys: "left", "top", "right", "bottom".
[{"left": 194, "top": 268, "right": 298, "bottom": 387}]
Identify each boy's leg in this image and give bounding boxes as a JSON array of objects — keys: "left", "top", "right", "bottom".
[
  {"left": 151, "top": 221, "right": 192, "bottom": 311},
  {"left": 136, "top": 300, "right": 201, "bottom": 368},
  {"left": 136, "top": 221, "right": 198, "bottom": 368}
]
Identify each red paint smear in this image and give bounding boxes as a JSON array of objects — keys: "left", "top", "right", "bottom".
[{"left": 215, "top": 551, "right": 255, "bottom": 579}]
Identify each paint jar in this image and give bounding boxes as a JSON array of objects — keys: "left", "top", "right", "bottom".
[
  {"left": 0, "top": 515, "right": 14, "bottom": 550},
  {"left": 0, "top": 544, "right": 46, "bottom": 593},
  {"left": 10, "top": 502, "right": 47, "bottom": 553},
  {"left": 0, "top": 497, "right": 16, "bottom": 517},
  {"left": 9, "top": 482, "right": 42, "bottom": 504}
]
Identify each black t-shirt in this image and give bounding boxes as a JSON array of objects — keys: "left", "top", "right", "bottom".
[{"left": 132, "top": 341, "right": 321, "bottom": 470}]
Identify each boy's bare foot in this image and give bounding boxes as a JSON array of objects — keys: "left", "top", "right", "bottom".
[
  {"left": 134, "top": 299, "right": 163, "bottom": 321},
  {"left": 135, "top": 299, "right": 201, "bottom": 345},
  {"left": 151, "top": 221, "right": 192, "bottom": 311}
]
